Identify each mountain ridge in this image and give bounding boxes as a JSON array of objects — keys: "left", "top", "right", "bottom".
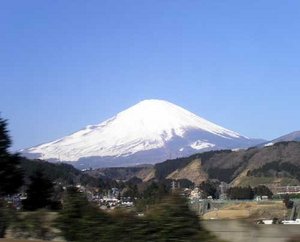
[{"left": 86, "top": 141, "right": 300, "bottom": 187}]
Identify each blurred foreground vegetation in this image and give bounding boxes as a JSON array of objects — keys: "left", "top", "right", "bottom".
[
  {"left": 2, "top": 189, "right": 219, "bottom": 241},
  {"left": 1, "top": 187, "right": 220, "bottom": 242},
  {"left": 56, "top": 187, "right": 217, "bottom": 242}
]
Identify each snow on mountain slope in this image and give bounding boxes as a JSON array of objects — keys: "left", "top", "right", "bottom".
[{"left": 22, "top": 99, "right": 262, "bottom": 168}]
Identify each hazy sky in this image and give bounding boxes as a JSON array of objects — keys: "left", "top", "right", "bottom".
[{"left": 1, "top": 1, "right": 300, "bottom": 151}]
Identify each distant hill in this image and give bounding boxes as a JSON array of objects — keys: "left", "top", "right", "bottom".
[
  {"left": 89, "top": 141, "right": 300, "bottom": 187},
  {"left": 86, "top": 166, "right": 154, "bottom": 181},
  {"left": 270, "top": 131, "right": 300, "bottom": 143},
  {"left": 20, "top": 157, "right": 99, "bottom": 187}
]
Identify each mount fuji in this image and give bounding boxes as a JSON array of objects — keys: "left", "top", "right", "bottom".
[{"left": 21, "top": 99, "right": 263, "bottom": 168}]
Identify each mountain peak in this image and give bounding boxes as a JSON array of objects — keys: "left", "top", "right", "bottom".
[
  {"left": 117, "top": 99, "right": 242, "bottom": 139},
  {"left": 22, "top": 100, "right": 261, "bottom": 168},
  {"left": 120, "top": 99, "right": 186, "bottom": 116},
  {"left": 136, "top": 99, "right": 171, "bottom": 105}
]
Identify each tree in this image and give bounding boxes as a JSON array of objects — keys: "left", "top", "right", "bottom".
[
  {"left": 22, "top": 170, "right": 54, "bottom": 210},
  {"left": 122, "top": 184, "right": 139, "bottom": 199},
  {"left": 56, "top": 187, "right": 88, "bottom": 241},
  {"left": 57, "top": 187, "right": 113, "bottom": 242},
  {"left": 147, "top": 194, "right": 216, "bottom": 241},
  {"left": 199, "top": 180, "right": 219, "bottom": 199},
  {"left": 135, "top": 182, "right": 169, "bottom": 211},
  {"left": 283, "top": 194, "right": 294, "bottom": 209},
  {"left": 142, "top": 182, "right": 168, "bottom": 201},
  {"left": 0, "top": 116, "right": 23, "bottom": 196},
  {"left": 227, "top": 186, "right": 254, "bottom": 200},
  {"left": 0, "top": 116, "right": 23, "bottom": 238},
  {"left": 0, "top": 116, "right": 11, "bottom": 155},
  {"left": 0, "top": 154, "right": 23, "bottom": 196},
  {"left": 253, "top": 185, "right": 273, "bottom": 199}
]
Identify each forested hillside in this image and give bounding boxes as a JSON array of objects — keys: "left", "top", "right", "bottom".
[
  {"left": 20, "top": 157, "right": 99, "bottom": 186},
  {"left": 90, "top": 141, "right": 300, "bottom": 187}
]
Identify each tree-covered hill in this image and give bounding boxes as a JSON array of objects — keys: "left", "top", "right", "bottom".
[{"left": 20, "top": 157, "right": 99, "bottom": 187}]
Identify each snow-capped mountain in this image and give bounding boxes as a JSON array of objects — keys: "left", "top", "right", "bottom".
[{"left": 22, "top": 99, "right": 263, "bottom": 168}]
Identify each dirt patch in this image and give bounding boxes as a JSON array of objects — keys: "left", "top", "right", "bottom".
[
  {"left": 203, "top": 201, "right": 287, "bottom": 220},
  {"left": 203, "top": 209, "right": 250, "bottom": 220}
]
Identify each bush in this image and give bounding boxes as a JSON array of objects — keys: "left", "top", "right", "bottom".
[{"left": 9, "top": 210, "right": 57, "bottom": 240}]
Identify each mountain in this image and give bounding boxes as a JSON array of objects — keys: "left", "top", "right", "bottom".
[
  {"left": 265, "top": 131, "right": 300, "bottom": 146},
  {"left": 21, "top": 99, "right": 263, "bottom": 168},
  {"left": 91, "top": 141, "right": 300, "bottom": 187}
]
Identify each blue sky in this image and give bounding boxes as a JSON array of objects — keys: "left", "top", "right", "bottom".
[{"left": 1, "top": 1, "right": 300, "bottom": 151}]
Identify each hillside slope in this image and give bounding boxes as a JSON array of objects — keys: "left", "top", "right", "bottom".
[
  {"left": 91, "top": 141, "right": 300, "bottom": 187},
  {"left": 20, "top": 157, "right": 98, "bottom": 186}
]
